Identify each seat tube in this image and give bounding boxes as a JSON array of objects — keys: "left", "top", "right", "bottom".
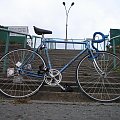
[
  {"left": 43, "top": 38, "right": 52, "bottom": 69},
  {"left": 41, "top": 34, "right": 52, "bottom": 69}
]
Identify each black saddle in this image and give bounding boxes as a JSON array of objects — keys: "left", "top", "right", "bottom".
[{"left": 33, "top": 26, "right": 52, "bottom": 35}]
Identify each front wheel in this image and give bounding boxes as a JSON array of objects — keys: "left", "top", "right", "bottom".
[
  {"left": 76, "top": 51, "right": 120, "bottom": 102},
  {"left": 0, "top": 49, "right": 46, "bottom": 98}
]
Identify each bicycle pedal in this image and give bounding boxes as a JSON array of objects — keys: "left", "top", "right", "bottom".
[{"left": 61, "top": 83, "right": 73, "bottom": 92}]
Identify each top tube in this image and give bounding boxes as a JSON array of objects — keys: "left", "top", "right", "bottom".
[{"left": 44, "top": 39, "right": 87, "bottom": 45}]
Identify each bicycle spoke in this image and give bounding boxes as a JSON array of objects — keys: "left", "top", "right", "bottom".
[
  {"left": 0, "top": 49, "right": 46, "bottom": 98},
  {"left": 77, "top": 51, "right": 120, "bottom": 101}
]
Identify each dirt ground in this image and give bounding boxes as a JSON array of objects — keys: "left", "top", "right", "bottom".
[{"left": 0, "top": 100, "right": 120, "bottom": 120}]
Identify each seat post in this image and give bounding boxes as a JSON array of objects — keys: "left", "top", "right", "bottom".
[
  {"left": 41, "top": 34, "right": 45, "bottom": 45},
  {"left": 42, "top": 34, "right": 44, "bottom": 38}
]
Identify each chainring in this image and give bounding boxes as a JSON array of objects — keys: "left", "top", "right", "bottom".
[{"left": 44, "top": 69, "right": 62, "bottom": 86}]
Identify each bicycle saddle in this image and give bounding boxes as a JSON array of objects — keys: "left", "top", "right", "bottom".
[{"left": 33, "top": 26, "right": 52, "bottom": 35}]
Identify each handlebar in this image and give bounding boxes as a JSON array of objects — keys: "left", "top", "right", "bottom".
[
  {"left": 92, "top": 32, "right": 108, "bottom": 51},
  {"left": 92, "top": 32, "right": 106, "bottom": 43}
]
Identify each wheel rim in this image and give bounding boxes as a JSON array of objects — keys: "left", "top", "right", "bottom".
[
  {"left": 0, "top": 49, "right": 46, "bottom": 98},
  {"left": 77, "top": 52, "right": 120, "bottom": 102}
]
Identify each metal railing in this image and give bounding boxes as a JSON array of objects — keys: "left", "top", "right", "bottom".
[
  {"left": 43, "top": 38, "right": 87, "bottom": 50},
  {"left": 0, "top": 27, "right": 118, "bottom": 72},
  {"left": 0, "top": 27, "right": 111, "bottom": 55},
  {"left": 31, "top": 37, "right": 108, "bottom": 51},
  {"left": 0, "top": 27, "right": 31, "bottom": 56},
  {"left": 29, "top": 35, "right": 87, "bottom": 50}
]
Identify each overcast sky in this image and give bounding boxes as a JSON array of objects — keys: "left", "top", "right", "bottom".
[{"left": 0, "top": 0, "right": 120, "bottom": 39}]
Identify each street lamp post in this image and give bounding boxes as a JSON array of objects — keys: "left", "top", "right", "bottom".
[{"left": 63, "top": 2, "right": 74, "bottom": 49}]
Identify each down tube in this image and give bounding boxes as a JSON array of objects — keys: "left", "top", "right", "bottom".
[{"left": 59, "top": 48, "right": 87, "bottom": 73}]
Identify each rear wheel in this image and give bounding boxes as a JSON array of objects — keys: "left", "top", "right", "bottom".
[
  {"left": 0, "top": 49, "right": 46, "bottom": 98},
  {"left": 76, "top": 51, "right": 120, "bottom": 102}
]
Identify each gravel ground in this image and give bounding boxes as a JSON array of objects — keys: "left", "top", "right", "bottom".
[{"left": 0, "top": 100, "right": 120, "bottom": 120}]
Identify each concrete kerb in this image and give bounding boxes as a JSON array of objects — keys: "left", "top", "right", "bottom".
[{"left": 1, "top": 99, "right": 120, "bottom": 106}]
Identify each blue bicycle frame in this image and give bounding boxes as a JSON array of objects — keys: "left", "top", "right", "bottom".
[
  {"left": 44, "top": 39, "right": 91, "bottom": 73},
  {"left": 42, "top": 32, "right": 107, "bottom": 74},
  {"left": 20, "top": 32, "right": 107, "bottom": 79}
]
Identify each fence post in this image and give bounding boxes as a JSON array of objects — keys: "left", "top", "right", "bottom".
[
  {"left": 3, "top": 32, "right": 10, "bottom": 72},
  {"left": 4, "top": 32, "right": 10, "bottom": 54},
  {"left": 113, "top": 39, "right": 116, "bottom": 67},
  {"left": 23, "top": 35, "right": 27, "bottom": 48},
  {"left": 113, "top": 38, "right": 116, "bottom": 54}
]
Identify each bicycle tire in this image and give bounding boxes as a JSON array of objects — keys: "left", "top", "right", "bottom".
[
  {"left": 0, "top": 49, "right": 46, "bottom": 98},
  {"left": 76, "top": 51, "right": 120, "bottom": 102}
]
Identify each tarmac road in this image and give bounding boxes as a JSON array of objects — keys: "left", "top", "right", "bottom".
[{"left": 0, "top": 100, "right": 120, "bottom": 120}]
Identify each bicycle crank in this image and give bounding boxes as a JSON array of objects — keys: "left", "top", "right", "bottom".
[{"left": 44, "top": 69, "right": 63, "bottom": 86}]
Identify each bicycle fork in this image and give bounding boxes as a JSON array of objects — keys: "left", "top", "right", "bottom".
[
  {"left": 93, "top": 59, "right": 106, "bottom": 77},
  {"left": 89, "top": 51, "right": 106, "bottom": 77}
]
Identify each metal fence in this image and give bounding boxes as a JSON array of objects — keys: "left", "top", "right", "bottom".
[{"left": 0, "top": 27, "right": 112, "bottom": 56}]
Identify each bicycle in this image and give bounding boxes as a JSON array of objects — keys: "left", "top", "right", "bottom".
[{"left": 0, "top": 26, "right": 120, "bottom": 102}]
